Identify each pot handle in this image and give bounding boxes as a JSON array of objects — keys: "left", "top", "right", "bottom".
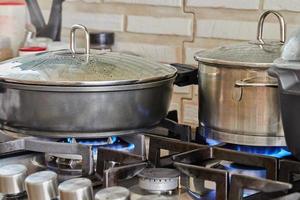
[
  {"left": 235, "top": 77, "right": 278, "bottom": 88},
  {"left": 256, "top": 10, "right": 286, "bottom": 44},
  {"left": 170, "top": 63, "right": 198, "bottom": 86},
  {"left": 70, "top": 24, "right": 90, "bottom": 55}
]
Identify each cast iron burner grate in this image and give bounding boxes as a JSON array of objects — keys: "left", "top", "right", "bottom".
[
  {"left": 96, "top": 134, "right": 299, "bottom": 200},
  {"left": 1, "top": 117, "right": 300, "bottom": 199}
]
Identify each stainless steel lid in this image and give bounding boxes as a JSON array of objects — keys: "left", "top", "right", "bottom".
[
  {"left": 194, "top": 10, "right": 286, "bottom": 69},
  {"left": 0, "top": 25, "right": 177, "bottom": 86}
]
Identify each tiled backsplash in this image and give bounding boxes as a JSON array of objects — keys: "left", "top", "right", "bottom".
[{"left": 39, "top": 0, "right": 300, "bottom": 127}]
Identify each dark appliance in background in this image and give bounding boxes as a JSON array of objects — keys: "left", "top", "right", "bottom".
[{"left": 269, "top": 28, "right": 300, "bottom": 161}]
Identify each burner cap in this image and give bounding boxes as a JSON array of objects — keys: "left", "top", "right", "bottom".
[
  {"left": 138, "top": 168, "right": 180, "bottom": 193},
  {"left": 95, "top": 186, "right": 130, "bottom": 200}
]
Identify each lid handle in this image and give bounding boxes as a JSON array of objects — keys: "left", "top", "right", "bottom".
[
  {"left": 70, "top": 24, "right": 90, "bottom": 55},
  {"left": 257, "top": 10, "right": 286, "bottom": 44}
]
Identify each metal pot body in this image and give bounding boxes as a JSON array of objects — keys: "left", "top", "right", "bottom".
[
  {"left": 198, "top": 63, "right": 285, "bottom": 146},
  {"left": 0, "top": 78, "right": 174, "bottom": 138}
]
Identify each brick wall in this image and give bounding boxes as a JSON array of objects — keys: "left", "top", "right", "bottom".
[{"left": 39, "top": 0, "right": 300, "bottom": 127}]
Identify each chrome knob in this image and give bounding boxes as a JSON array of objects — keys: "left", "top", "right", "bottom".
[
  {"left": 0, "top": 164, "right": 27, "bottom": 195},
  {"left": 59, "top": 178, "right": 93, "bottom": 200},
  {"left": 95, "top": 186, "right": 130, "bottom": 200},
  {"left": 25, "top": 171, "right": 58, "bottom": 200}
]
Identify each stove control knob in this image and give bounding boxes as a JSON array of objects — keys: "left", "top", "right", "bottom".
[
  {"left": 0, "top": 164, "right": 27, "bottom": 195},
  {"left": 25, "top": 171, "right": 58, "bottom": 200},
  {"left": 59, "top": 178, "right": 93, "bottom": 200},
  {"left": 95, "top": 186, "right": 130, "bottom": 200}
]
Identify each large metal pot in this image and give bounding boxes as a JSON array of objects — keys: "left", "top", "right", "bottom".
[
  {"left": 268, "top": 28, "right": 300, "bottom": 159},
  {"left": 0, "top": 24, "right": 196, "bottom": 138},
  {"left": 194, "top": 11, "right": 286, "bottom": 146}
]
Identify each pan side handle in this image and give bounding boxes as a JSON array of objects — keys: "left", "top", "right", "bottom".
[{"left": 170, "top": 63, "right": 198, "bottom": 87}]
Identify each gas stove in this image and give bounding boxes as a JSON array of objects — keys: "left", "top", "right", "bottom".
[{"left": 0, "top": 114, "right": 300, "bottom": 200}]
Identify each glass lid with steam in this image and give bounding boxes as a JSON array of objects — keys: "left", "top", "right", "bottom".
[
  {"left": 0, "top": 24, "right": 177, "bottom": 86},
  {"left": 194, "top": 10, "right": 286, "bottom": 68}
]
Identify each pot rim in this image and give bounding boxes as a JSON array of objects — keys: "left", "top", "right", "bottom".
[
  {"left": 194, "top": 54, "right": 272, "bottom": 69},
  {"left": 1, "top": 125, "right": 157, "bottom": 138},
  {"left": 0, "top": 76, "right": 176, "bottom": 92},
  {"left": 0, "top": 72, "right": 177, "bottom": 87}
]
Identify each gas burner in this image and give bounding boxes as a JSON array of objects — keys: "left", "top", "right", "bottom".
[
  {"left": 65, "top": 137, "right": 135, "bottom": 156},
  {"left": 137, "top": 168, "right": 180, "bottom": 194},
  {"left": 46, "top": 153, "right": 82, "bottom": 176},
  {"left": 45, "top": 136, "right": 136, "bottom": 176},
  {"left": 224, "top": 144, "right": 291, "bottom": 158}
]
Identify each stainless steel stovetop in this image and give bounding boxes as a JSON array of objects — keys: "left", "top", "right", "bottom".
[{"left": 0, "top": 119, "right": 300, "bottom": 200}]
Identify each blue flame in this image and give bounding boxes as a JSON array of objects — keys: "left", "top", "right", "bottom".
[
  {"left": 225, "top": 163, "right": 266, "bottom": 197},
  {"left": 227, "top": 144, "right": 291, "bottom": 158},
  {"left": 206, "top": 138, "right": 222, "bottom": 146},
  {"left": 65, "top": 137, "right": 134, "bottom": 155},
  {"left": 102, "top": 143, "right": 135, "bottom": 151},
  {"left": 67, "top": 137, "right": 117, "bottom": 145}
]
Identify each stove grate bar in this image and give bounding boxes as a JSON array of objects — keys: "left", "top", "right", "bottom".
[
  {"left": 147, "top": 134, "right": 206, "bottom": 167},
  {"left": 96, "top": 147, "right": 146, "bottom": 180},
  {"left": 103, "top": 162, "right": 147, "bottom": 187},
  {"left": 279, "top": 159, "right": 300, "bottom": 183},
  {"left": 0, "top": 137, "right": 94, "bottom": 175},
  {"left": 229, "top": 174, "right": 292, "bottom": 200},
  {"left": 213, "top": 147, "right": 278, "bottom": 180},
  {"left": 148, "top": 134, "right": 278, "bottom": 180},
  {"left": 174, "top": 162, "right": 228, "bottom": 200},
  {"left": 172, "top": 148, "right": 212, "bottom": 164}
]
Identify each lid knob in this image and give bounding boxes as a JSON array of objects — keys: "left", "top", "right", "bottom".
[
  {"left": 0, "top": 164, "right": 27, "bottom": 195},
  {"left": 25, "top": 171, "right": 58, "bottom": 200},
  {"left": 70, "top": 24, "right": 90, "bottom": 55},
  {"left": 59, "top": 178, "right": 93, "bottom": 200},
  {"left": 256, "top": 10, "right": 286, "bottom": 45}
]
